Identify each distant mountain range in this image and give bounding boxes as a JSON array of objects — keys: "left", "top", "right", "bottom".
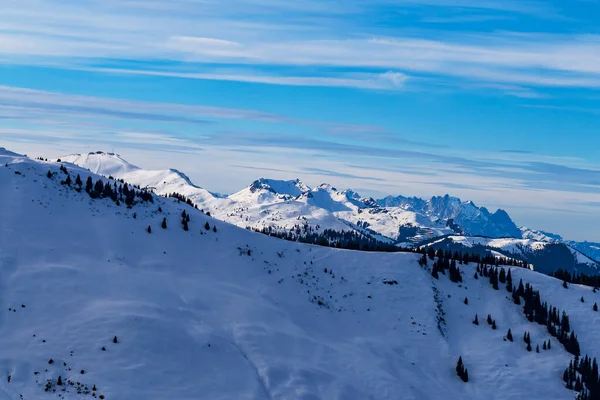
[{"left": 60, "top": 151, "right": 600, "bottom": 274}]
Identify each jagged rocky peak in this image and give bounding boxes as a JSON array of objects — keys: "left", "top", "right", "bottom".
[{"left": 248, "top": 178, "right": 310, "bottom": 197}]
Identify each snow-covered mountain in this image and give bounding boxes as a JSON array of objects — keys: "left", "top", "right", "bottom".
[
  {"left": 421, "top": 235, "right": 600, "bottom": 276},
  {"left": 60, "top": 152, "right": 519, "bottom": 241},
  {"left": 60, "top": 151, "right": 600, "bottom": 273},
  {"left": 3, "top": 147, "right": 600, "bottom": 399}
]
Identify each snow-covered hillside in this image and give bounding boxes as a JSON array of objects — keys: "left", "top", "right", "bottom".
[
  {"left": 422, "top": 235, "right": 600, "bottom": 275},
  {"left": 3, "top": 149, "right": 600, "bottom": 399}
]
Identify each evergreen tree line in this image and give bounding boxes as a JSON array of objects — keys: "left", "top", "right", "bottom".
[
  {"left": 564, "top": 354, "right": 600, "bottom": 399},
  {"left": 551, "top": 269, "right": 600, "bottom": 290},
  {"left": 479, "top": 264, "right": 596, "bottom": 398},
  {"left": 167, "top": 192, "right": 198, "bottom": 209},
  {"left": 49, "top": 166, "right": 153, "bottom": 206},
  {"left": 248, "top": 226, "right": 413, "bottom": 252}
]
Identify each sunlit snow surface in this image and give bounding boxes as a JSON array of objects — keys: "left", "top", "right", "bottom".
[{"left": 0, "top": 149, "right": 595, "bottom": 399}]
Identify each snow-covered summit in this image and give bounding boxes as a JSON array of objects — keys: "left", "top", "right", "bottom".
[{"left": 60, "top": 151, "right": 139, "bottom": 176}]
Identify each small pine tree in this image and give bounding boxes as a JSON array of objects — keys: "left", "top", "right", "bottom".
[
  {"left": 147, "top": 225, "right": 152, "bottom": 233},
  {"left": 75, "top": 174, "right": 82, "bottom": 186},
  {"left": 547, "top": 340, "right": 551, "bottom": 349},
  {"left": 473, "top": 272, "right": 478, "bottom": 280},
  {"left": 543, "top": 341, "right": 547, "bottom": 350},
  {"left": 581, "top": 296, "right": 585, "bottom": 303},
  {"left": 527, "top": 342, "right": 532, "bottom": 352},
  {"left": 456, "top": 356, "right": 463, "bottom": 375},
  {"left": 492, "top": 320, "right": 497, "bottom": 330},
  {"left": 57, "top": 376, "right": 62, "bottom": 386},
  {"left": 431, "top": 264, "right": 439, "bottom": 279},
  {"left": 46, "top": 170, "right": 52, "bottom": 178},
  {"left": 487, "top": 314, "right": 493, "bottom": 325},
  {"left": 113, "top": 336, "right": 118, "bottom": 344},
  {"left": 205, "top": 222, "right": 211, "bottom": 230},
  {"left": 536, "top": 345, "right": 539, "bottom": 353},
  {"left": 213, "top": 225, "right": 217, "bottom": 232},
  {"left": 162, "top": 218, "right": 167, "bottom": 229},
  {"left": 464, "top": 297, "right": 468, "bottom": 305},
  {"left": 473, "top": 314, "right": 479, "bottom": 325},
  {"left": 463, "top": 369, "right": 469, "bottom": 383},
  {"left": 507, "top": 329, "right": 513, "bottom": 342},
  {"left": 594, "top": 303, "right": 598, "bottom": 312},
  {"left": 563, "top": 281, "right": 568, "bottom": 289}
]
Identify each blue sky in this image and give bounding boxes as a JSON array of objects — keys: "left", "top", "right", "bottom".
[{"left": 1, "top": 0, "right": 600, "bottom": 241}]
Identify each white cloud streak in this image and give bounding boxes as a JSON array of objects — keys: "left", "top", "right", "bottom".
[{"left": 0, "top": 0, "right": 599, "bottom": 92}]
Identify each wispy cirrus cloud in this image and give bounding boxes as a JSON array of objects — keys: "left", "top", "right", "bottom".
[{"left": 0, "top": 0, "right": 598, "bottom": 93}]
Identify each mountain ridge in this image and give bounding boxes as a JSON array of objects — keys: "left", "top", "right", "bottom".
[{"left": 58, "top": 151, "right": 600, "bottom": 272}]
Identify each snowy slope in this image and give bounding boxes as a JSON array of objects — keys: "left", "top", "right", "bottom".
[
  {"left": 4, "top": 150, "right": 600, "bottom": 399},
  {"left": 60, "top": 151, "right": 600, "bottom": 272},
  {"left": 60, "top": 152, "right": 521, "bottom": 244},
  {"left": 61, "top": 152, "right": 232, "bottom": 213},
  {"left": 422, "top": 235, "right": 600, "bottom": 275}
]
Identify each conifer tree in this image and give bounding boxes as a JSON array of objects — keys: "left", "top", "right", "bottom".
[
  {"left": 536, "top": 345, "right": 540, "bottom": 353},
  {"left": 86, "top": 176, "right": 93, "bottom": 192},
  {"left": 162, "top": 218, "right": 167, "bottom": 229},
  {"left": 581, "top": 296, "right": 585, "bottom": 303},
  {"left": 527, "top": 342, "right": 532, "bottom": 352},
  {"left": 456, "top": 357, "right": 463, "bottom": 376},
  {"left": 464, "top": 297, "right": 468, "bottom": 305},
  {"left": 213, "top": 226, "right": 217, "bottom": 232},
  {"left": 205, "top": 222, "right": 211, "bottom": 230},
  {"left": 492, "top": 320, "right": 497, "bottom": 330},
  {"left": 113, "top": 336, "right": 118, "bottom": 344},
  {"left": 431, "top": 264, "right": 439, "bottom": 279},
  {"left": 487, "top": 314, "right": 493, "bottom": 325},
  {"left": 473, "top": 272, "right": 478, "bottom": 280},
  {"left": 543, "top": 341, "right": 547, "bottom": 350},
  {"left": 594, "top": 303, "right": 598, "bottom": 312},
  {"left": 47, "top": 170, "right": 52, "bottom": 178},
  {"left": 75, "top": 174, "right": 82, "bottom": 186},
  {"left": 507, "top": 329, "right": 513, "bottom": 342},
  {"left": 563, "top": 281, "right": 569, "bottom": 289},
  {"left": 147, "top": 225, "right": 152, "bottom": 233},
  {"left": 473, "top": 314, "right": 479, "bottom": 325},
  {"left": 57, "top": 376, "right": 62, "bottom": 386}
]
